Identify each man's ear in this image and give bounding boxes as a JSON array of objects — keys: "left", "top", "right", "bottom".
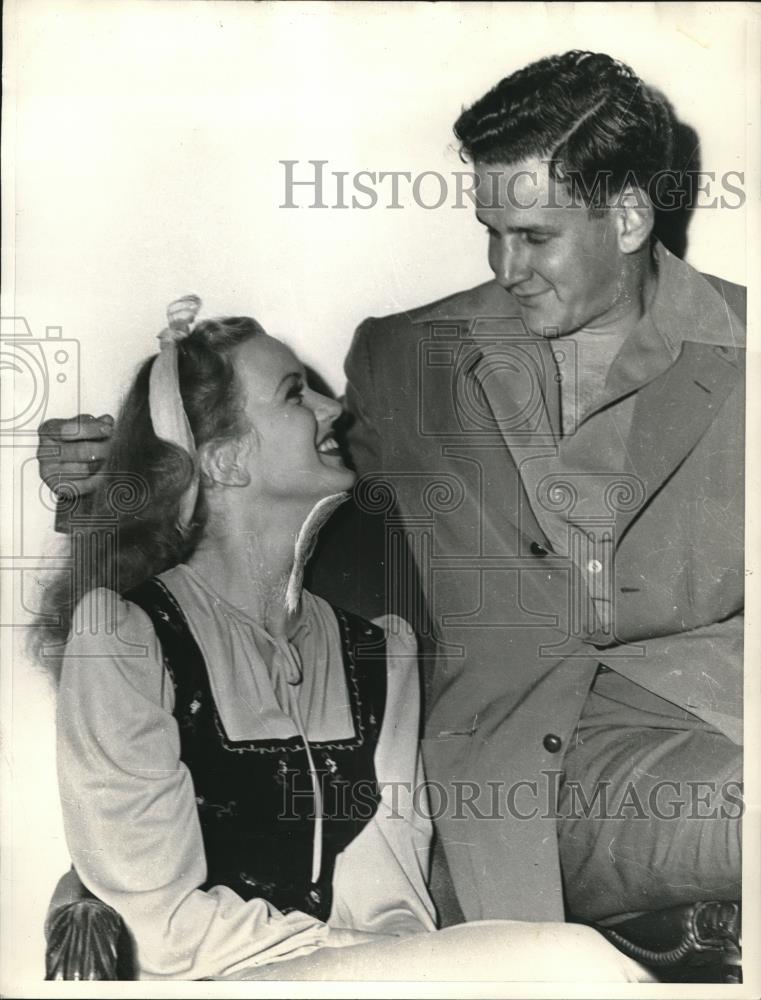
[
  {"left": 198, "top": 438, "right": 252, "bottom": 488},
  {"left": 614, "top": 186, "right": 654, "bottom": 254}
]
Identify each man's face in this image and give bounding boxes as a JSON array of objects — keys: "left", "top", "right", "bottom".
[{"left": 475, "top": 157, "right": 627, "bottom": 337}]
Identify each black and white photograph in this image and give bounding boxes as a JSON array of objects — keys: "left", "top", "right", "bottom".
[{"left": 1, "top": 1, "right": 759, "bottom": 995}]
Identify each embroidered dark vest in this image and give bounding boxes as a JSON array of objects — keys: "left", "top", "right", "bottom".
[{"left": 125, "top": 578, "right": 387, "bottom": 923}]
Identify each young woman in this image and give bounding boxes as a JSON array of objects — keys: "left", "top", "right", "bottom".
[{"left": 36, "top": 298, "right": 651, "bottom": 982}]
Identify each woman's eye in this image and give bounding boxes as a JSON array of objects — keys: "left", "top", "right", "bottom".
[{"left": 287, "top": 383, "right": 305, "bottom": 404}]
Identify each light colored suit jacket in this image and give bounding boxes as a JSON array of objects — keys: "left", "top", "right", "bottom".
[{"left": 337, "top": 245, "right": 745, "bottom": 922}]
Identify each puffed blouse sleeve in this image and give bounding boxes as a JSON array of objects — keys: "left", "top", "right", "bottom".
[
  {"left": 56, "top": 588, "right": 330, "bottom": 981},
  {"left": 328, "top": 615, "right": 437, "bottom": 936}
]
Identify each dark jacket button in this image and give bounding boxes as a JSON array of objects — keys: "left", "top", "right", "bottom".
[
  {"left": 543, "top": 733, "right": 562, "bottom": 753},
  {"left": 530, "top": 541, "right": 549, "bottom": 557}
]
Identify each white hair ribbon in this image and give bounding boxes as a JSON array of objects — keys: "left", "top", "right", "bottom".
[{"left": 148, "top": 294, "right": 202, "bottom": 530}]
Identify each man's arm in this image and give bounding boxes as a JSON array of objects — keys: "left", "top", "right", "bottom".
[
  {"left": 343, "top": 320, "right": 385, "bottom": 479},
  {"left": 305, "top": 322, "right": 389, "bottom": 619},
  {"left": 598, "top": 612, "right": 744, "bottom": 746},
  {"left": 312, "top": 321, "right": 439, "bottom": 713}
]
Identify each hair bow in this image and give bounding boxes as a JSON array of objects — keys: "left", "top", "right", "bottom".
[{"left": 148, "top": 295, "right": 202, "bottom": 530}]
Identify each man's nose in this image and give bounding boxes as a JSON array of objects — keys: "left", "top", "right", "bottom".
[{"left": 493, "top": 235, "right": 531, "bottom": 288}]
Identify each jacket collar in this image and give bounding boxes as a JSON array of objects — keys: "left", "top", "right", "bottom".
[
  {"left": 648, "top": 241, "right": 745, "bottom": 351},
  {"left": 602, "top": 242, "right": 745, "bottom": 406}
]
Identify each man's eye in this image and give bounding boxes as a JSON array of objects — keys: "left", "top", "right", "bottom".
[{"left": 525, "top": 232, "right": 551, "bottom": 245}]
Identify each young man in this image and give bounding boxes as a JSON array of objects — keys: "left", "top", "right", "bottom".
[
  {"left": 339, "top": 50, "right": 744, "bottom": 924},
  {"left": 40, "top": 52, "right": 744, "bottom": 927}
]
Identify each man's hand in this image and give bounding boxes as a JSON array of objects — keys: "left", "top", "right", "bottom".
[{"left": 37, "top": 414, "right": 115, "bottom": 497}]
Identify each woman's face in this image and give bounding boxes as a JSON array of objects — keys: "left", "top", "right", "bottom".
[{"left": 231, "top": 333, "right": 356, "bottom": 502}]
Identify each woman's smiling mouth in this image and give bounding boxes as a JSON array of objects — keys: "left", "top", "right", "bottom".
[{"left": 316, "top": 433, "right": 344, "bottom": 462}]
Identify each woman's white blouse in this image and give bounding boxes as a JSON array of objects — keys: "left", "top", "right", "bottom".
[{"left": 56, "top": 566, "right": 436, "bottom": 980}]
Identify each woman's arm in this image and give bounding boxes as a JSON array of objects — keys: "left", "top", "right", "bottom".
[
  {"left": 328, "top": 616, "right": 437, "bottom": 936},
  {"left": 57, "top": 588, "right": 330, "bottom": 980}
]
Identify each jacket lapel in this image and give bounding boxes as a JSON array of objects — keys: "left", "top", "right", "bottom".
[
  {"left": 617, "top": 339, "right": 743, "bottom": 540},
  {"left": 469, "top": 335, "right": 560, "bottom": 547}
]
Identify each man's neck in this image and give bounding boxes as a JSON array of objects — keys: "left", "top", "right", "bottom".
[
  {"left": 553, "top": 252, "right": 659, "bottom": 433},
  {"left": 574, "top": 243, "right": 659, "bottom": 340}
]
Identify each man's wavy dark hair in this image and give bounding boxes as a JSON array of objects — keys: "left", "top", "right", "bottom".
[{"left": 454, "top": 50, "right": 676, "bottom": 209}]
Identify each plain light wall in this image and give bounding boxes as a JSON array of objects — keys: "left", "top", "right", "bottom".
[
  {"left": 1, "top": 0, "right": 756, "bottom": 990},
  {"left": 6, "top": 0, "right": 751, "bottom": 396}
]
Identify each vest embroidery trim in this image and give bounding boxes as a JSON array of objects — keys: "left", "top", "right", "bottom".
[{"left": 124, "top": 577, "right": 388, "bottom": 921}]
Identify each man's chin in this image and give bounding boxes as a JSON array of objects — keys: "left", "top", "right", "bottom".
[
  {"left": 521, "top": 316, "right": 564, "bottom": 339},
  {"left": 517, "top": 308, "right": 575, "bottom": 339}
]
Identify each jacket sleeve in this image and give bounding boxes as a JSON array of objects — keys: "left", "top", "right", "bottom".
[
  {"left": 344, "top": 318, "right": 386, "bottom": 478},
  {"left": 306, "top": 319, "right": 389, "bottom": 619},
  {"left": 57, "top": 588, "right": 330, "bottom": 980},
  {"left": 333, "top": 318, "right": 434, "bottom": 641},
  {"left": 328, "top": 616, "right": 437, "bottom": 936},
  {"left": 597, "top": 611, "right": 743, "bottom": 746}
]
